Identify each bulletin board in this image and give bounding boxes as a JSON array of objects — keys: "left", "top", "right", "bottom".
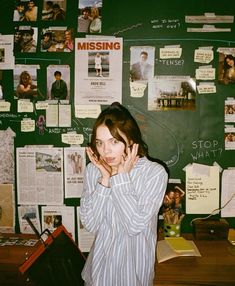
[{"left": 0, "top": 0, "right": 235, "bottom": 235}]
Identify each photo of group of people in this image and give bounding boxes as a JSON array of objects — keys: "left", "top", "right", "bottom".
[
  {"left": 78, "top": 0, "right": 102, "bottom": 33},
  {"left": 13, "top": 0, "right": 66, "bottom": 22},
  {"left": 41, "top": 28, "right": 74, "bottom": 52},
  {"left": 14, "top": 26, "right": 38, "bottom": 53}
]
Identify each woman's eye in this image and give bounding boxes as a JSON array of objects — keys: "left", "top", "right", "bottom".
[
  {"left": 112, "top": 139, "right": 119, "bottom": 144},
  {"left": 96, "top": 141, "right": 102, "bottom": 147}
]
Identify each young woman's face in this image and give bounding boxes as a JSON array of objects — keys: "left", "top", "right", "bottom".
[
  {"left": 95, "top": 125, "right": 128, "bottom": 167},
  {"left": 226, "top": 57, "right": 235, "bottom": 67}
]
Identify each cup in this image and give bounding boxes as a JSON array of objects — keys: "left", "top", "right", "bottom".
[{"left": 164, "top": 223, "right": 181, "bottom": 237}]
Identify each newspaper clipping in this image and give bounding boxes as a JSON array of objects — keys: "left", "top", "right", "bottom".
[
  {"left": 64, "top": 147, "right": 86, "bottom": 198},
  {"left": 16, "top": 147, "right": 64, "bottom": 205},
  {"left": 74, "top": 37, "right": 123, "bottom": 105}
]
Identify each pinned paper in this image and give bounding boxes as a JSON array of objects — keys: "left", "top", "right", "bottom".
[
  {"left": 0, "top": 101, "right": 11, "bottom": 112},
  {"left": 75, "top": 105, "right": 101, "bottom": 118},
  {"left": 160, "top": 47, "right": 182, "bottom": 59},
  {"left": 62, "top": 133, "right": 84, "bottom": 145},
  {"left": 195, "top": 67, "right": 215, "bottom": 80},
  {"left": 18, "top": 100, "right": 34, "bottom": 113},
  {"left": 197, "top": 82, "right": 216, "bottom": 94},
  {"left": 186, "top": 163, "right": 220, "bottom": 214},
  {"left": 194, "top": 49, "right": 213, "bottom": 64},
  {"left": 21, "top": 119, "right": 35, "bottom": 132},
  {"left": 130, "top": 81, "right": 147, "bottom": 97},
  {"left": 36, "top": 101, "right": 49, "bottom": 110}
]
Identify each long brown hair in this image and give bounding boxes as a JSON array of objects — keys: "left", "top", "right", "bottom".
[{"left": 90, "top": 102, "right": 148, "bottom": 158}]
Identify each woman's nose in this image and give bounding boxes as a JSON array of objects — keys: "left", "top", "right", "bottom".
[{"left": 103, "top": 143, "right": 111, "bottom": 154}]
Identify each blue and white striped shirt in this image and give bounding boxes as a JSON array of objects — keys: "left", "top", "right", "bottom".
[{"left": 80, "top": 156, "right": 168, "bottom": 286}]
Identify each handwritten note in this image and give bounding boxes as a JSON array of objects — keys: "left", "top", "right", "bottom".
[
  {"left": 62, "top": 133, "right": 84, "bottom": 145},
  {"left": 186, "top": 163, "right": 220, "bottom": 214},
  {"left": 130, "top": 81, "right": 146, "bottom": 97},
  {"left": 75, "top": 104, "right": 101, "bottom": 118},
  {"left": 160, "top": 47, "right": 182, "bottom": 59},
  {"left": 21, "top": 119, "right": 35, "bottom": 132},
  {"left": 195, "top": 67, "right": 215, "bottom": 80},
  {"left": 194, "top": 49, "right": 213, "bottom": 64}
]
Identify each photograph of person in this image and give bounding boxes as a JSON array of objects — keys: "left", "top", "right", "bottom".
[
  {"left": 78, "top": 0, "right": 102, "bottom": 33},
  {"left": 41, "top": 1, "right": 54, "bottom": 20},
  {"left": 79, "top": 102, "right": 168, "bottom": 285},
  {"left": 41, "top": 0, "right": 66, "bottom": 21},
  {"left": 40, "top": 28, "right": 73, "bottom": 52},
  {"left": 14, "top": 68, "right": 37, "bottom": 99},
  {"left": 47, "top": 65, "right": 70, "bottom": 100},
  {"left": 218, "top": 52, "right": 235, "bottom": 84},
  {"left": 67, "top": 152, "right": 84, "bottom": 175},
  {"left": 13, "top": 1, "right": 25, "bottom": 21},
  {"left": 130, "top": 47, "right": 155, "bottom": 82},
  {"left": 24, "top": 0, "right": 38, "bottom": 21},
  {"left": 40, "top": 31, "right": 55, "bottom": 52},
  {"left": 14, "top": 27, "right": 23, "bottom": 52},
  {"left": 88, "top": 52, "right": 109, "bottom": 77},
  {"left": 14, "top": 26, "right": 38, "bottom": 53}
]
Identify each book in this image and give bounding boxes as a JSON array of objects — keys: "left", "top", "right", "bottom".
[
  {"left": 157, "top": 239, "right": 201, "bottom": 263},
  {"left": 165, "top": 237, "right": 195, "bottom": 253}
]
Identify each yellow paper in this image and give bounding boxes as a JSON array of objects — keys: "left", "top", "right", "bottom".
[{"left": 165, "top": 237, "right": 195, "bottom": 253}]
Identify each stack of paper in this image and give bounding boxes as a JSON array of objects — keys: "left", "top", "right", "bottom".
[{"left": 157, "top": 237, "right": 201, "bottom": 263}]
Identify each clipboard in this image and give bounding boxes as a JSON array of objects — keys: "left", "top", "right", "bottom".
[{"left": 19, "top": 224, "right": 86, "bottom": 286}]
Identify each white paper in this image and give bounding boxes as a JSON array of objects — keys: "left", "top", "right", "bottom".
[
  {"left": 221, "top": 169, "right": 235, "bottom": 217},
  {"left": 186, "top": 163, "right": 220, "bottom": 214},
  {"left": 18, "top": 205, "right": 41, "bottom": 234},
  {"left": 77, "top": 207, "right": 95, "bottom": 252},
  {"left": 64, "top": 147, "right": 86, "bottom": 198},
  {"left": 0, "top": 35, "right": 14, "bottom": 70},
  {"left": 224, "top": 125, "right": 235, "bottom": 150},
  {"left": 0, "top": 128, "right": 15, "bottom": 184},
  {"left": 74, "top": 37, "right": 123, "bottom": 105},
  {"left": 41, "top": 205, "right": 75, "bottom": 239},
  {"left": 16, "top": 147, "right": 64, "bottom": 205}
]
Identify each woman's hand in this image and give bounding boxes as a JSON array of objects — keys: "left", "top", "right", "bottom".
[
  {"left": 118, "top": 143, "right": 139, "bottom": 174},
  {"left": 86, "top": 147, "right": 112, "bottom": 186}
]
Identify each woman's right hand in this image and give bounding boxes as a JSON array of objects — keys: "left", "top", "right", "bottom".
[{"left": 86, "top": 147, "right": 111, "bottom": 186}]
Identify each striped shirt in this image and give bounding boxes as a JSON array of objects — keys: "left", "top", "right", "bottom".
[{"left": 80, "top": 156, "right": 168, "bottom": 286}]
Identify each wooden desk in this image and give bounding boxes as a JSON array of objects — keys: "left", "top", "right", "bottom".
[
  {"left": 0, "top": 233, "right": 39, "bottom": 285},
  {"left": 154, "top": 237, "right": 235, "bottom": 286}
]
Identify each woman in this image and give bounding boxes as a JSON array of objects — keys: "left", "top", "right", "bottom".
[
  {"left": 94, "top": 52, "right": 102, "bottom": 76},
  {"left": 221, "top": 54, "right": 235, "bottom": 84},
  {"left": 80, "top": 102, "right": 168, "bottom": 286},
  {"left": 89, "top": 7, "right": 101, "bottom": 33},
  {"left": 16, "top": 71, "right": 37, "bottom": 99}
]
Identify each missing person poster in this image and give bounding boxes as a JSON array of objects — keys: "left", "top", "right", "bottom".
[{"left": 74, "top": 37, "right": 123, "bottom": 106}]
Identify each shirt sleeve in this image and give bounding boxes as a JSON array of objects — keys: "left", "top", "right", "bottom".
[
  {"left": 110, "top": 163, "right": 168, "bottom": 236},
  {"left": 79, "top": 163, "right": 111, "bottom": 233}
]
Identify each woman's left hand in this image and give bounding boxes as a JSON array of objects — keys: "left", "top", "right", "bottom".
[{"left": 118, "top": 143, "right": 139, "bottom": 174}]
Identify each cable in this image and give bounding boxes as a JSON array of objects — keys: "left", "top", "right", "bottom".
[{"left": 190, "top": 192, "right": 235, "bottom": 226}]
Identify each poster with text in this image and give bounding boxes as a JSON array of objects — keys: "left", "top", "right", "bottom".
[{"left": 74, "top": 37, "right": 123, "bottom": 106}]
